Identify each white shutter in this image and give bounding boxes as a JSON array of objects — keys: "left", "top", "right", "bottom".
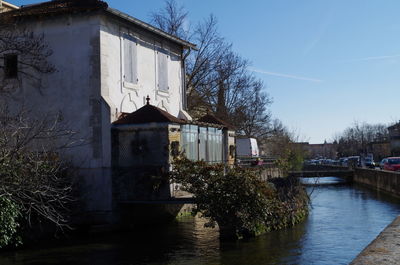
[
  {"left": 157, "top": 47, "right": 169, "bottom": 91},
  {"left": 123, "top": 34, "right": 138, "bottom": 84}
]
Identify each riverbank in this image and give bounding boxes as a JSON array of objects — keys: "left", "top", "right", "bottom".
[
  {"left": 351, "top": 215, "right": 400, "bottom": 265},
  {"left": 350, "top": 169, "right": 400, "bottom": 264},
  {"left": 2, "top": 177, "right": 399, "bottom": 265},
  {"left": 353, "top": 168, "right": 400, "bottom": 198}
]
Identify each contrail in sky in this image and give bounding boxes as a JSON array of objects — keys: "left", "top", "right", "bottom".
[
  {"left": 250, "top": 68, "right": 323, "bottom": 83},
  {"left": 344, "top": 54, "right": 400, "bottom": 62}
]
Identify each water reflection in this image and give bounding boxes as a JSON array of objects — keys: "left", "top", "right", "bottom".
[
  {"left": 301, "top": 176, "right": 349, "bottom": 185},
  {"left": 1, "top": 178, "right": 400, "bottom": 265}
]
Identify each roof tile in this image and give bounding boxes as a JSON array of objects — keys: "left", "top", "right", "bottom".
[{"left": 113, "top": 104, "right": 186, "bottom": 125}]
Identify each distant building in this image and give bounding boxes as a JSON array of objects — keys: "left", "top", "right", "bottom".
[
  {"left": 388, "top": 122, "right": 400, "bottom": 156},
  {"left": 368, "top": 140, "right": 391, "bottom": 161},
  {"left": 306, "top": 141, "right": 337, "bottom": 159},
  {"left": 291, "top": 141, "right": 310, "bottom": 155}
]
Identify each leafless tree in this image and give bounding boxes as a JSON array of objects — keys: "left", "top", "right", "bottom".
[
  {"left": 333, "top": 121, "right": 389, "bottom": 157},
  {"left": 150, "top": 2, "right": 273, "bottom": 136},
  {"left": 150, "top": 0, "right": 189, "bottom": 39},
  {"left": 235, "top": 81, "right": 272, "bottom": 137},
  {"left": 0, "top": 104, "right": 81, "bottom": 229}
]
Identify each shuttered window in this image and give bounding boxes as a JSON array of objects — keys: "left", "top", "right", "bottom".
[
  {"left": 123, "top": 34, "right": 138, "bottom": 84},
  {"left": 157, "top": 47, "right": 169, "bottom": 91}
]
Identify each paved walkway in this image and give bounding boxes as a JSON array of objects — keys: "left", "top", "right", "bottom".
[{"left": 351, "top": 216, "right": 400, "bottom": 265}]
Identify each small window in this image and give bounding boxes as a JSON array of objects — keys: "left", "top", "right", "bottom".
[
  {"left": 170, "top": 141, "right": 180, "bottom": 157},
  {"left": 4, "top": 54, "right": 18, "bottom": 79}
]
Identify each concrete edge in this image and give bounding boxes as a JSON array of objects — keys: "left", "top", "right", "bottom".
[{"left": 350, "top": 216, "right": 400, "bottom": 265}]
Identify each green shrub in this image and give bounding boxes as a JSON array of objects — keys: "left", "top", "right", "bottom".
[
  {"left": 0, "top": 196, "right": 21, "bottom": 248},
  {"left": 171, "top": 157, "right": 309, "bottom": 239}
]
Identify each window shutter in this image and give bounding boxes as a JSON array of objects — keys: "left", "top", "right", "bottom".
[
  {"left": 123, "top": 34, "right": 138, "bottom": 84},
  {"left": 157, "top": 48, "right": 169, "bottom": 91}
]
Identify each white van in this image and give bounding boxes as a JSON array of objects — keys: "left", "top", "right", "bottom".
[{"left": 236, "top": 138, "right": 259, "bottom": 158}]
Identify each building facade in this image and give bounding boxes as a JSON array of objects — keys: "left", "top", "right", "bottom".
[
  {"left": 388, "top": 122, "right": 400, "bottom": 156},
  {"left": 0, "top": 0, "right": 196, "bottom": 223}
]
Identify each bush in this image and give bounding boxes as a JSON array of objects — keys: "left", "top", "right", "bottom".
[
  {"left": 0, "top": 105, "right": 77, "bottom": 249},
  {"left": 0, "top": 196, "right": 21, "bottom": 248},
  {"left": 171, "top": 157, "right": 309, "bottom": 239}
]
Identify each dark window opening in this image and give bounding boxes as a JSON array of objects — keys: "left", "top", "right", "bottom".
[
  {"left": 170, "top": 141, "right": 180, "bottom": 157},
  {"left": 229, "top": 145, "right": 236, "bottom": 158},
  {"left": 4, "top": 54, "right": 18, "bottom": 79}
]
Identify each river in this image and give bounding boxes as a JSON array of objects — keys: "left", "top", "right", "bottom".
[{"left": 1, "top": 177, "right": 400, "bottom": 265}]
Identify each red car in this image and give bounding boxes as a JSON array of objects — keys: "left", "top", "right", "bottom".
[{"left": 382, "top": 157, "right": 400, "bottom": 171}]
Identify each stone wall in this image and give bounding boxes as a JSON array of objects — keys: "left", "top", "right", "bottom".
[{"left": 354, "top": 168, "right": 400, "bottom": 198}]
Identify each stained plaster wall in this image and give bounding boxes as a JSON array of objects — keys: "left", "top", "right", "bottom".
[
  {"left": 0, "top": 13, "right": 113, "bottom": 221},
  {"left": 112, "top": 123, "right": 172, "bottom": 202},
  {"left": 1, "top": 10, "right": 188, "bottom": 223},
  {"left": 99, "top": 15, "right": 185, "bottom": 118}
]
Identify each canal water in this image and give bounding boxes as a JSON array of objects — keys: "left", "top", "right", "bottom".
[{"left": 1, "top": 177, "right": 400, "bottom": 265}]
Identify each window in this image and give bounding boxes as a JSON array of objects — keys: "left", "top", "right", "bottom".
[
  {"left": 123, "top": 34, "right": 138, "bottom": 84},
  {"left": 181, "top": 125, "right": 224, "bottom": 163},
  {"left": 181, "top": 125, "right": 198, "bottom": 161},
  {"left": 157, "top": 47, "right": 169, "bottom": 91},
  {"left": 4, "top": 54, "right": 18, "bottom": 79},
  {"left": 207, "top": 127, "right": 223, "bottom": 163}
]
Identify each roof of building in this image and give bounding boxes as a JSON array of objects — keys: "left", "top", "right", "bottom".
[
  {"left": 197, "top": 113, "right": 235, "bottom": 130},
  {"left": 1, "top": 1, "right": 19, "bottom": 10},
  {"left": 113, "top": 103, "right": 186, "bottom": 125},
  {"left": 0, "top": 0, "right": 196, "bottom": 49}
]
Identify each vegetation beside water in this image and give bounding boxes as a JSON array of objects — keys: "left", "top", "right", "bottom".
[
  {"left": 0, "top": 106, "right": 75, "bottom": 250},
  {"left": 170, "top": 157, "right": 310, "bottom": 239},
  {"left": 0, "top": 197, "right": 21, "bottom": 248}
]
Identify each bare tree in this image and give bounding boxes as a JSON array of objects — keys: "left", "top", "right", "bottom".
[
  {"left": 150, "top": 3, "right": 273, "bottom": 136},
  {"left": 235, "top": 80, "right": 272, "bottom": 137},
  {"left": 334, "top": 121, "right": 389, "bottom": 157},
  {"left": 0, "top": 104, "right": 79, "bottom": 229},
  {"left": 150, "top": 0, "right": 189, "bottom": 39}
]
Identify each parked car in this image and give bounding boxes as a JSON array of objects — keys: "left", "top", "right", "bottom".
[
  {"left": 339, "top": 157, "right": 348, "bottom": 167},
  {"left": 347, "top": 156, "right": 361, "bottom": 167},
  {"left": 380, "top": 157, "right": 400, "bottom": 171},
  {"left": 363, "top": 158, "right": 376, "bottom": 169},
  {"left": 379, "top": 158, "right": 386, "bottom": 169}
]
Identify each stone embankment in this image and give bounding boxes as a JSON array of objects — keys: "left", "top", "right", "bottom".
[
  {"left": 350, "top": 169, "right": 400, "bottom": 264},
  {"left": 353, "top": 168, "right": 400, "bottom": 198},
  {"left": 350, "top": 216, "right": 400, "bottom": 265}
]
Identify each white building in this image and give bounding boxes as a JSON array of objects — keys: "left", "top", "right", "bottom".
[
  {"left": 0, "top": 0, "right": 18, "bottom": 13},
  {"left": 0, "top": 0, "right": 196, "bottom": 223}
]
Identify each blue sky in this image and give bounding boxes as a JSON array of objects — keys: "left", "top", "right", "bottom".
[{"left": 13, "top": 0, "right": 400, "bottom": 143}]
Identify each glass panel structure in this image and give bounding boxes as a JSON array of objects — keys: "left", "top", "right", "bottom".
[
  {"left": 181, "top": 125, "right": 198, "bottom": 161},
  {"left": 181, "top": 125, "right": 224, "bottom": 163}
]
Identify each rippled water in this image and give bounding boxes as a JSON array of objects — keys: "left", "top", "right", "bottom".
[{"left": 1, "top": 177, "right": 400, "bottom": 265}]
